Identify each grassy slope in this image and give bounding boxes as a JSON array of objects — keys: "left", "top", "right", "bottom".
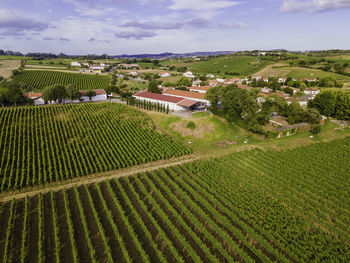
[{"left": 147, "top": 111, "right": 350, "bottom": 155}]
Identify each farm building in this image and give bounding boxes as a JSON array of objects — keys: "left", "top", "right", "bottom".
[
  {"left": 163, "top": 88, "right": 210, "bottom": 106},
  {"left": 133, "top": 91, "right": 202, "bottom": 111},
  {"left": 71, "top": 62, "right": 81, "bottom": 67}
]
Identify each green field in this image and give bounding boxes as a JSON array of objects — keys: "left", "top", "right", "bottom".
[
  {"left": 287, "top": 67, "right": 350, "bottom": 82},
  {"left": 0, "top": 137, "right": 349, "bottom": 262},
  {"left": 0, "top": 103, "right": 190, "bottom": 192},
  {"left": 12, "top": 70, "right": 110, "bottom": 90},
  {"left": 187, "top": 56, "right": 273, "bottom": 76}
]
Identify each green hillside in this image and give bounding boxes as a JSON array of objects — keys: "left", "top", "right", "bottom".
[{"left": 188, "top": 56, "right": 273, "bottom": 76}]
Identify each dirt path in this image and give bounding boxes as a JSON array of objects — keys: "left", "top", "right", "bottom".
[{"left": 0, "top": 154, "right": 203, "bottom": 202}]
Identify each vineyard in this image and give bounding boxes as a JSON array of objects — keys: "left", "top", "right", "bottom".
[
  {"left": 0, "top": 137, "right": 349, "bottom": 262},
  {"left": 12, "top": 70, "right": 110, "bottom": 90},
  {"left": 0, "top": 103, "right": 190, "bottom": 192}
]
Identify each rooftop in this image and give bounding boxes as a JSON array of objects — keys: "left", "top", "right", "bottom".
[
  {"left": 133, "top": 91, "right": 184, "bottom": 103},
  {"left": 163, "top": 88, "right": 206, "bottom": 100}
]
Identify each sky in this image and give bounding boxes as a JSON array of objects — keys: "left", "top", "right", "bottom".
[{"left": 0, "top": 0, "right": 350, "bottom": 55}]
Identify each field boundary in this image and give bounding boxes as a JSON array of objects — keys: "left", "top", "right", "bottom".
[{"left": 0, "top": 154, "right": 202, "bottom": 202}]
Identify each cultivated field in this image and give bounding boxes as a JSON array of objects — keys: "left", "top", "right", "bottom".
[
  {"left": 187, "top": 56, "right": 273, "bottom": 76},
  {"left": 0, "top": 137, "right": 349, "bottom": 262},
  {"left": 12, "top": 70, "right": 110, "bottom": 90},
  {"left": 0, "top": 60, "right": 21, "bottom": 79},
  {"left": 0, "top": 103, "right": 190, "bottom": 192}
]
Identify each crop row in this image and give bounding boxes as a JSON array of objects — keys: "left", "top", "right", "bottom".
[
  {"left": 12, "top": 70, "right": 110, "bottom": 90},
  {"left": 0, "top": 137, "right": 349, "bottom": 262},
  {"left": 0, "top": 102, "right": 190, "bottom": 192}
]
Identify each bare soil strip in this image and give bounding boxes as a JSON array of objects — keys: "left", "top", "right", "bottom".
[{"left": 0, "top": 154, "right": 200, "bottom": 202}]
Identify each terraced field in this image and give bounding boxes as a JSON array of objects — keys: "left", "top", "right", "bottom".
[{"left": 0, "top": 137, "right": 349, "bottom": 262}]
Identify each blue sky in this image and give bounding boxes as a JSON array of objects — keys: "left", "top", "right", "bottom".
[{"left": 0, "top": 0, "right": 350, "bottom": 54}]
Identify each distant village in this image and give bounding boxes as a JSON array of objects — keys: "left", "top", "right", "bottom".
[{"left": 26, "top": 61, "right": 321, "bottom": 115}]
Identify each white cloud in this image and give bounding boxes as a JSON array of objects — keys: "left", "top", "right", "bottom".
[
  {"left": 61, "top": 0, "right": 118, "bottom": 16},
  {"left": 280, "top": 0, "right": 350, "bottom": 13},
  {"left": 168, "top": 0, "right": 243, "bottom": 11}
]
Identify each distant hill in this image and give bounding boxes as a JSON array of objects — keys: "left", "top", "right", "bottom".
[{"left": 111, "top": 51, "right": 237, "bottom": 59}]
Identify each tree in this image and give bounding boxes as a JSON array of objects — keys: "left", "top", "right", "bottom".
[
  {"left": 85, "top": 90, "right": 96, "bottom": 101},
  {"left": 310, "top": 124, "right": 322, "bottom": 135},
  {"left": 42, "top": 86, "right": 57, "bottom": 103},
  {"left": 65, "top": 84, "right": 81, "bottom": 102},
  {"left": 176, "top": 77, "right": 192, "bottom": 87},
  {"left": 302, "top": 108, "right": 321, "bottom": 124},
  {"left": 283, "top": 87, "right": 294, "bottom": 96},
  {"left": 53, "top": 84, "right": 66, "bottom": 103},
  {"left": 5, "top": 82, "right": 23, "bottom": 107},
  {"left": 148, "top": 80, "right": 160, "bottom": 93}
]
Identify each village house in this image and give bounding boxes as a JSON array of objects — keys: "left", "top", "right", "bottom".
[
  {"left": 187, "top": 86, "right": 211, "bottom": 94},
  {"left": 183, "top": 71, "right": 195, "bottom": 78},
  {"left": 304, "top": 88, "right": 320, "bottom": 95},
  {"left": 129, "top": 71, "right": 139, "bottom": 76},
  {"left": 26, "top": 89, "right": 108, "bottom": 105},
  {"left": 159, "top": 72, "right": 171, "bottom": 78},
  {"left": 71, "top": 62, "right": 81, "bottom": 67},
  {"left": 206, "top": 74, "right": 215, "bottom": 78}
]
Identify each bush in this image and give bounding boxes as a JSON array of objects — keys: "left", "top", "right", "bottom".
[
  {"left": 310, "top": 124, "right": 322, "bottom": 135},
  {"left": 187, "top": 121, "right": 196, "bottom": 130},
  {"left": 265, "top": 130, "right": 280, "bottom": 138}
]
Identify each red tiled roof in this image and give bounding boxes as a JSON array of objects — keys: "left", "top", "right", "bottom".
[
  {"left": 177, "top": 99, "right": 198, "bottom": 107},
  {"left": 133, "top": 91, "right": 184, "bottom": 103},
  {"left": 163, "top": 89, "right": 206, "bottom": 100},
  {"left": 188, "top": 86, "right": 211, "bottom": 91},
  {"left": 79, "top": 89, "right": 106, "bottom": 96},
  {"left": 26, "top": 92, "right": 42, "bottom": 98}
]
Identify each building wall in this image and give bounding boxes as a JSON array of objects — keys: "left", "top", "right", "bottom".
[
  {"left": 132, "top": 96, "right": 184, "bottom": 111},
  {"left": 164, "top": 93, "right": 210, "bottom": 106}
]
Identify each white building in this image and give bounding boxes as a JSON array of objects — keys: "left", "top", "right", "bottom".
[
  {"left": 129, "top": 71, "right": 139, "bottom": 76},
  {"left": 132, "top": 91, "right": 200, "bottom": 111},
  {"left": 206, "top": 74, "right": 215, "bottom": 78},
  {"left": 159, "top": 72, "right": 171, "bottom": 78},
  {"left": 26, "top": 92, "right": 45, "bottom": 105},
  {"left": 188, "top": 86, "right": 211, "bottom": 94},
  {"left": 71, "top": 62, "right": 81, "bottom": 67},
  {"left": 304, "top": 88, "right": 320, "bottom": 95},
  {"left": 183, "top": 71, "right": 195, "bottom": 78}
]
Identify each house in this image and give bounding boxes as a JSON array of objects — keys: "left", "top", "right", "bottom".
[
  {"left": 118, "top": 63, "right": 139, "bottom": 69},
  {"left": 163, "top": 88, "right": 210, "bottom": 106},
  {"left": 209, "top": 80, "right": 219, "bottom": 87},
  {"left": 159, "top": 72, "right": 171, "bottom": 78},
  {"left": 129, "top": 71, "right": 139, "bottom": 76},
  {"left": 183, "top": 71, "right": 195, "bottom": 78},
  {"left": 79, "top": 89, "right": 107, "bottom": 102},
  {"left": 223, "top": 78, "right": 241, "bottom": 85},
  {"left": 278, "top": 78, "right": 286, "bottom": 83},
  {"left": 192, "top": 79, "right": 201, "bottom": 87},
  {"left": 187, "top": 86, "right": 211, "bottom": 94},
  {"left": 71, "top": 62, "right": 81, "bottom": 67},
  {"left": 194, "top": 57, "right": 201, "bottom": 61},
  {"left": 26, "top": 92, "right": 45, "bottom": 106},
  {"left": 304, "top": 88, "right": 320, "bottom": 95},
  {"left": 132, "top": 91, "right": 201, "bottom": 111},
  {"left": 206, "top": 74, "right": 215, "bottom": 78},
  {"left": 64, "top": 89, "right": 108, "bottom": 103}
]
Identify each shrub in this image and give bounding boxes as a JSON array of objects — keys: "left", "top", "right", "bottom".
[
  {"left": 310, "top": 124, "right": 322, "bottom": 135},
  {"left": 187, "top": 121, "right": 196, "bottom": 130}
]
